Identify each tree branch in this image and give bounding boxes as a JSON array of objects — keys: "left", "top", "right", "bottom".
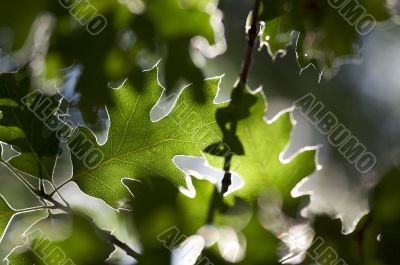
[
  {"left": 220, "top": 0, "right": 261, "bottom": 194},
  {"left": 3, "top": 162, "right": 142, "bottom": 262},
  {"left": 97, "top": 229, "right": 142, "bottom": 262},
  {"left": 41, "top": 193, "right": 143, "bottom": 261},
  {"left": 238, "top": 0, "right": 261, "bottom": 84},
  {"left": 207, "top": 0, "right": 262, "bottom": 224}
]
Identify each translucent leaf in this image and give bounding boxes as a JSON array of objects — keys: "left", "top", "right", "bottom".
[
  {"left": 259, "top": 0, "right": 391, "bottom": 77},
  {"left": 69, "top": 66, "right": 225, "bottom": 208},
  {"left": 205, "top": 87, "right": 317, "bottom": 201}
]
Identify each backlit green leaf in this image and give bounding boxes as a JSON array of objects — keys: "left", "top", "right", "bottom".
[{"left": 69, "top": 67, "right": 225, "bottom": 208}]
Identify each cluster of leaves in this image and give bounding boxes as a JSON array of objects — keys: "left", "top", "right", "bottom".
[
  {"left": 0, "top": 63, "right": 316, "bottom": 264},
  {"left": 0, "top": 0, "right": 397, "bottom": 264},
  {"left": 258, "top": 0, "right": 391, "bottom": 77},
  {"left": 0, "top": 0, "right": 223, "bottom": 123}
]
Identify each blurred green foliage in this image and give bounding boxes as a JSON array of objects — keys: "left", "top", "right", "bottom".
[{"left": 0, "top": 0, "right": 399, "bottom": 265}]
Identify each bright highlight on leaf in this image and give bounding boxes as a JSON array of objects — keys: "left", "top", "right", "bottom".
[
  {"left": 0, "top": 0, "right": 397, "bottom": 264},
  {"left": 205, "top": 86, "right": 317, "bottom": 201},
  {"left": 69, "top": 65, "right": 226, "bottom": 208}
]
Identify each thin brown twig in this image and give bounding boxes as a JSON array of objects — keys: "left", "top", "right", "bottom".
[
  {"left": 221, "top": 0, "right": 262, "bottom": 193},
  {"left": 238, "top": 0, "right": 261, "bottom": 84},
  {"left": 41, "top": 194, "right": 142, "bottom": 262},
  {"left": 3, "top": 162, "right": 142, "bottom": 261},
  {"left": 207, "top": 0, "right": 262, "bottom": 224}
]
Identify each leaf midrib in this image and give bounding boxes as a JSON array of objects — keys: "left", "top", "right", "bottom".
[{"left": 74, "top": 120, "right": 216, "bottom": 179}]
